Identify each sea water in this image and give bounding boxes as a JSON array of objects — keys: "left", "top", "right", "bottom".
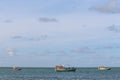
[{"left": 0, "top": 67, "right": 120, "bottom": 80}]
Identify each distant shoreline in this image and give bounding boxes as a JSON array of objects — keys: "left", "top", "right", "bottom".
[{"left": 0, "top": 67, "right": 120, "bottom": 69}]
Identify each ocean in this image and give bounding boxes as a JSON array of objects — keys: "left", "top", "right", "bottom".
[{"left": 0, "top": 67, "right": 120, "bottom": 80}]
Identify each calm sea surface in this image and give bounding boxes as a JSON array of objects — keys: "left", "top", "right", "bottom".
[{"left": 0, "top": 67, "right": 120, "bottom": 80}]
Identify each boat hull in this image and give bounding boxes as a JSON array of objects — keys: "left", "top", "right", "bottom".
[{"left": 55, "top": 68, "right": 76, "bottom": 72}]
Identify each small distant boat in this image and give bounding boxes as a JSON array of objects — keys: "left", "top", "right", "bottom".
[
  {"left": 98, "top": 66, "right": 111, "bottom": 71},
  {"left": 13, "top": 66, "right": 22, "bottom": 71},
  {"left": 55, "top": 65, "right": 76, "bottom": 72}
]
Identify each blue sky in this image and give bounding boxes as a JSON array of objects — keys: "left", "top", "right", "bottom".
[{"left": 0, "top": 0, "right": 120, "bottom": 67}]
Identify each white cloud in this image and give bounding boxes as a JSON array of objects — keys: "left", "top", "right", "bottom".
[{"left": 6, "top": 48, "right": 15, "bottom": 56}]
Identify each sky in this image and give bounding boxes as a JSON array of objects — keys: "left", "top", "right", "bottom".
[{"left": 0, "top": 0, "right": 120, "bottom": 67}]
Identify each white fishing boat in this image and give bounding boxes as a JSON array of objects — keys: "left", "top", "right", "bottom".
[
  {"left": 55, "top": 65, "right": 76, "bottom": 72},
  {"left": 13, "top": 66, "right": 22, "bottom": 71},
  {"left": 98, "top": 66, "right": 111, "bottom": 71}
]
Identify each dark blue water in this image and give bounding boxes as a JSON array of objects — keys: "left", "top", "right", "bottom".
[{"left": 0, "top": 67, "right": 120, "bottom": 80}]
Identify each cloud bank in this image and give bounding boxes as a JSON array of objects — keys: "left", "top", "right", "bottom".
[
  {"left": 4, "top": 19, "right": 12, "bottom": 23},
  {"left": 107, "top": 24, "right": 120, "bottom": 32},
  {"left": 11, "top": 35, "right": 47, "bottom": 41},
  {"left": 39, "top": 17, "right": 58, "bottom": 23},
  {"left": 72, "top": 47, "right": 95, "bottom": 54},
  {"left": 89, "top": 0, "right": 120, "bottom": 13}
]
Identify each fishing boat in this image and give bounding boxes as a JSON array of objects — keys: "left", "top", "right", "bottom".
[
  {"left": 55, "top": 65, "right": 76, "bottom": 72},
  {"left": 13, "top": 66, "right": 22, "bottom": 71},
  {"left": 98, "top": 66, "right": 111, "bottom": 71}
]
